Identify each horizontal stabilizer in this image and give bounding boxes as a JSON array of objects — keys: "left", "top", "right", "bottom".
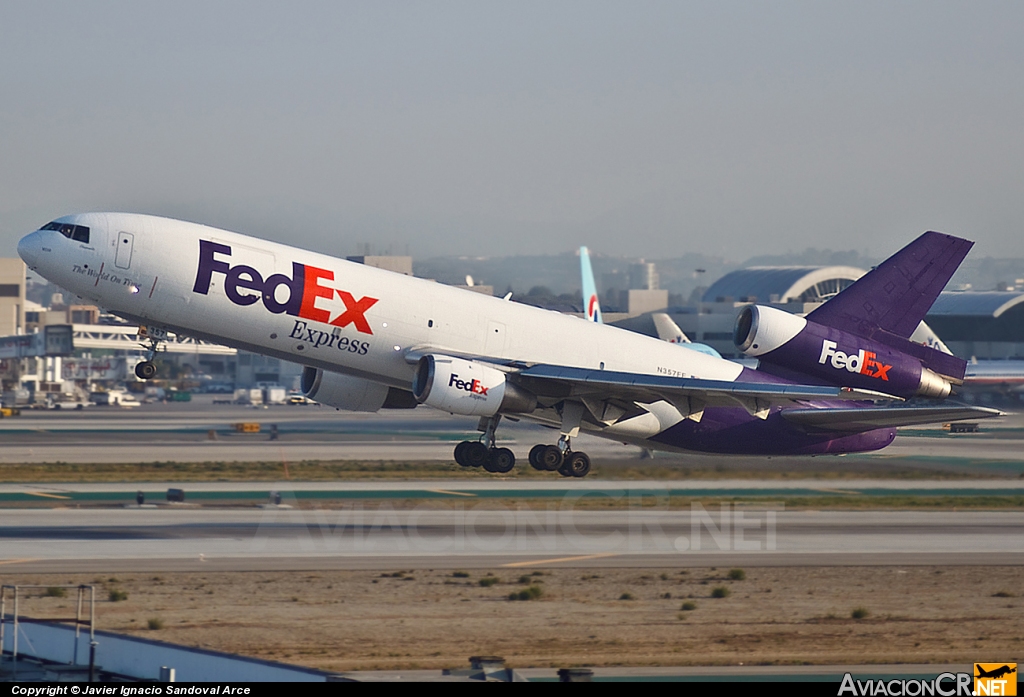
[
  {"left": 780, "top": 405, "right": 1002, "bottom": 432},
  {"left": 807, "top": 231, "right": 973, "bottom": 340},
  {"left": 870, "top": 331, "right": 968, "bottom": 383}
]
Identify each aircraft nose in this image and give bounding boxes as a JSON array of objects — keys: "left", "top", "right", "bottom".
[{"left": 17, "top": 231, "right": 42, "bottom": 267}]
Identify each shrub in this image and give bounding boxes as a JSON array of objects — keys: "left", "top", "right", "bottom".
[
  {"left": 711, "top": 586, "right": 730, "bottom": 599},
  {"left": 728, "top": 569, "right": 746, "bottom": 581},
  {"left": 45, "top": 587, "right": 67, "bottom": 598},
  {"left": 681, "top": 601, "right": 697, "bottom": 611},
  {"left": 452, "top": 571, "right": 470, "bottom": 578},
  {"left": 147, "top": 617, "right": 164, "bottom": 630},
  {"left": 619, "top": 592, "right": 635, "bottom": 601},
  {"left": 992, "top": 591, "right": 1014, "bottom": 598},
  {"left": 479, "top": 577, "right": 500, "bottom": 587},
  {"left": 851, "top": 607, "right": 870, "bottom": 620},
  {"left": 508, "top": 586, "right": 544, "bottom": 601},
  {"left": 108, "top": 589, "right": 128, "bottom": 602}
]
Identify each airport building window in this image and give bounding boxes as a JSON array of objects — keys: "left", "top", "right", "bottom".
[
  {"left": 0, "top": 284, "right": 19, "bottom": 297},
  {"left": 41, "top": 221, "right": 90, "bottom": 243}
]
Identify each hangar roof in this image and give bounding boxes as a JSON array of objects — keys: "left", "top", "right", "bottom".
[
  {"left": 701, "top": 266, "right": 866, "bottom": 304},
  {"left": 929, "top": 291, "right": 1024, "bottom": 318}
]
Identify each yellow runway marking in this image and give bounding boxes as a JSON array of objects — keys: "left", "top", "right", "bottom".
[
  {"left": 427, "top": 489, "right": 477, "bottom": 497},
  {"left": 0, "top": 558, "right": 41, "bottom": 566},
  {"left": 25, "top": 491, "right": 71, "bottom": 499},
  {"left": 502, "top": 553, "right": 619, "bottom": 568}
]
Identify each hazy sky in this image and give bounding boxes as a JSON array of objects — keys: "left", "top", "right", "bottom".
[{"left": 2, "top": 1, "right": 1023, "bottom": 261}]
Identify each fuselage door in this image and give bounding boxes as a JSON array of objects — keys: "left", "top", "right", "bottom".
[
  {"left": 115, "top": 232, "right": 134, "bottom": 269},
  {"left": 485, "top": 320, "right": 507, "bottom": 357}
]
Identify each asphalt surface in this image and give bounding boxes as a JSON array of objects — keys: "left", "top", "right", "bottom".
[
  {"left": 2, "top": 398, "right": 1022, "bottom": 573},
  {"left": 2, "top": 507, "right": 1023, "bottom": 573},
  {"left": 2, "top": 478, "right": 1024, "bottom": 504},
  {"left": 1, "top": 396, "right": 1022, "bottom": 468}
]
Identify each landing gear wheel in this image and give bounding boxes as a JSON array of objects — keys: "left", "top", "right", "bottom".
[
  {"left": 454, "top": 441, "right": 472, "bottom": 467},
  {"left": 541, "top": 445, "right": 564, "bottom": 471},
  {"left": 463, "top": 441, "right": 490, "bottom": 468},
  {"left": 484, "top": 447, "right": 515, "bottom": 474},
  {"left": 566, "top": 451, "right": 591, "bottom": 478},
  {"left": 135, "top": 361, "right": 157, "bottom": 380},
  {"left": 557, "top": 457, "right": 574, "bottom": 477},
  {"left": 528, "top": 444, "right": 547, "bottom": 471}
]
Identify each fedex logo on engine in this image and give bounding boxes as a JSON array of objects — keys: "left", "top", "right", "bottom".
[
  {"left": 818, "top": 340, "right": 892, "bottom": 381},
  {"left": 448, "top": 373, "right": 489, "bottom": 396},
  {"left": 192, "top": 241, "right": 378, "bottom": 335}
]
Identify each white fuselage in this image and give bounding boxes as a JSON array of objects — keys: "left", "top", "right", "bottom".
[{"left": 19, "top": 213, "right": 745, "bottom": 448}]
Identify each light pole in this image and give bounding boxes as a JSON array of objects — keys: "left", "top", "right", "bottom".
[{"left": 694, "top": 268, "right": 706, "bottom": 341}]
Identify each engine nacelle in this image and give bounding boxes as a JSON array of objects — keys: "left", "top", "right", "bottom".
[
  {"left": 734, "top": 305, "right": 952, "bottom": 399},
  {"left": 301, "top": 367, "right": 417, "bottom": 411},
  {"left": 412, "top": 355, "right": 536, "bottom": 417}
]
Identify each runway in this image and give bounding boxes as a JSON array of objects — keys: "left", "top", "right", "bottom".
[
  {"left": 2, "top": 507, "right": 1023, "bottom": 573},
  {"left": 2, "top": 477, "right": 1024, "bottom": 504},
  {"left": 1, "top": 397, "right": 1021, "bottom": 469}
]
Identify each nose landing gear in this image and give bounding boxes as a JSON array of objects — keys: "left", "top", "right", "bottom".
[{"left": 134, "top": 327, "right": 168, "bottom": 380}]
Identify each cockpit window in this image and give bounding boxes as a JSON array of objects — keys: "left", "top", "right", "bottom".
[{"left": 41, "top": 221, "right": 90, "bottom": 243}]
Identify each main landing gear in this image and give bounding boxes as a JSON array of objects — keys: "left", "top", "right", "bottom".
[
  {"left": 451, "top": 404, "right": 593, "bottom": 477},
  {"left": 527, "top": 437, "right": 591, "bottom": 478},
  {"left": 454, "top": 415, "right": 516, "bottom": 473}
]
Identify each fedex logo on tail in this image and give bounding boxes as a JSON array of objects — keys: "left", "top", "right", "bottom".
[
  {"left": 192, "top": 241, "right": 378, "bottom": 335},
  {"left": 449, "top": 373, "right": 489, "bottom": 396},
  {"left": 818, "top": 340, "right": 892, "bottom": 380}
]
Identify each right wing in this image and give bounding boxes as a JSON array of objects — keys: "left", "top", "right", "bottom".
[
  {"left": 515, "top": 364, "right": 896, "bottom": 421},
  {"left": 780, "top": 405, "right": 1003, "bottom": 432}
]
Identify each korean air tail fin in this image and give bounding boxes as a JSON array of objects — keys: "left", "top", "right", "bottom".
[
  {"left": 580, "top": 246, "right": 602, "bottom": 323},
  {"left": 806, "top": 231, "right": 972, "bottom": 381}
]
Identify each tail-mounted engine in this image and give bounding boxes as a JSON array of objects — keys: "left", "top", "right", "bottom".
[
  {"left": 734, "top": 305, "right": 957, "bottom": 399},
  {"left": 412, "top": 355, "right": 536, "bottom": 417}
]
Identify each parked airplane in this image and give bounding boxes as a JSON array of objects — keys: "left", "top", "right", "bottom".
[
  {"left": 579, "top": 246, "right": 722, "bottom": 357},
  {"left": 19, "top": 216, "right": 999, "bottom": 477},
  {"left": 962, "top": 359, "right": 1024, "bottom": 396}
]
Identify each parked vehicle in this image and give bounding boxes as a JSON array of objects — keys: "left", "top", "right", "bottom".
[{"left": 90, "top": 390, "right": 141, "bottom": 407}]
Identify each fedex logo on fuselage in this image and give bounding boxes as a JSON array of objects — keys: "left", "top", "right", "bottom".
[
  {"left": 448, "top": 373, "right": 489, "bottom": 396},
  {"left": 192, "top": 240, "right": 378, "bottom": 334},
  {"left": 818, "top": 340, "right": 892, "bottom": 381}
]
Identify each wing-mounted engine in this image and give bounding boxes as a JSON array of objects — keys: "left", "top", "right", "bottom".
[
  {"left": 734, "top": 305, "right": 955, "bottom": 399},
  {"left": 301, "top": 367, "right": 417, "bottom": 411},
  {"left": 412, "top": 355, "right": 536, "bottom": 417}
]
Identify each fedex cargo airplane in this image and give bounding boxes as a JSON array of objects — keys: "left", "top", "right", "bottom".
[{"left": 18, "top": 215, "right": 999, "bottom": 477}]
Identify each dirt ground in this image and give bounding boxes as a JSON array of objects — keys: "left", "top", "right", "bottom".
[{"left": 4, "top": 566, "right": 1023, "bottom": 672}]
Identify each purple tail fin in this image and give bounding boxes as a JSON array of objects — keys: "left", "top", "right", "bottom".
[
  {"left": 806, "top": 231, "right": 972, "bottom": 381},
  {"left": 807, "top": 231, "right": 972, "bottom": 338}
]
